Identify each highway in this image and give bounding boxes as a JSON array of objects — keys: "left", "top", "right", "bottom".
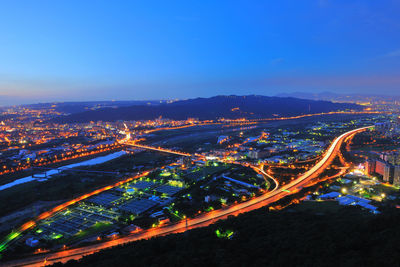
[
  {"left": 124, "top": 142, "right": 192, "bottom": 157},
  {"left": 1, "top": 126, "right": 370, "bottom": 267},
  {"left": 0, "top": 111, "right": 379, "bottom": 182}
]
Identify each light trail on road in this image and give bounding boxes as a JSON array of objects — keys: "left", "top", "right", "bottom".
[
  {"left": 124, "top": 142, "right": 192, "bottom": 157},
  {"left": 252, "top": 165, "right": 279, "bottom": 192},
  {"left": 1, "top": 126, "right": 371, "bottom": 267},
  {"left": 0, "top": 170, "right": 155, "bottom": 255}
]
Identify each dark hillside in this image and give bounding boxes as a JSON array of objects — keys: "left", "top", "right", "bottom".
[
  {"left": 56, "top": 203, "right": 400, "bottom": 267},
  {"left": 52, "top": 95, "right": 362, "bottom": 123}
]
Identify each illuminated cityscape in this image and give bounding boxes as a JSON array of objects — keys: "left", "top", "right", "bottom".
[{"left": 1, "top": 1, "right": 400, "bottom": 266}]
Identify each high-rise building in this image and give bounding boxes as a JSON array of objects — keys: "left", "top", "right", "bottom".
[
  {"left": 375, "top": 160, "right": 387, "bottom": 176},
  {"left": 384, "top": 164, "right": 394, "bottom": 183},
  {"left": 365, "top": 159, "right": 376, "bottom": 175},
  {"left": 379, "top": 151, "right": 400, "bottom": 165},
  {"left": 393, "top": 166, "right": 400, "bottom": 186},
  {"left": 368, "top": 158, "right": 400, "bottom": 185}
]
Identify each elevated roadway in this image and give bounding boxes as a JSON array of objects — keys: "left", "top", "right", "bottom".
[
  {"left": 124, "top": 142, "right": 192, "bottom": 157},
  {"left": 2, "top": 126, "right": 371, "bottom": 267}
]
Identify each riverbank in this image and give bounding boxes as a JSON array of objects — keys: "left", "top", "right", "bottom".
[
  {"left": 0, "top": 147, "right": 124, "bottom": 187},
  {"left": 0, "top": 150, "right": 127, "bottom": 191}
]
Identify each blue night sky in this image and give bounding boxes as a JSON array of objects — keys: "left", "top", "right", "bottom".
[{"left": 0, "top": 0, "right": 400, "bottom": 104}]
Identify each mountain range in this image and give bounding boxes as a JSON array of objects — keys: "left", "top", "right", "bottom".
[{"left": 51, "top": 95, "right": 362, "bottom": 123}]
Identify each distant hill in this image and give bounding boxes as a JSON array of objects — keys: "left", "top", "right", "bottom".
[
  {"left": 276, "top": 91, "right": 400, "bottom": 103},
  {"left": 276, "top": 91, "right": 342, "bottom": 101},
  {"left": 24, "top": 100, "right": 163, "bottom": 114},
  {"left": 51, "top": 95, "right": 362, "bottom": 123}
]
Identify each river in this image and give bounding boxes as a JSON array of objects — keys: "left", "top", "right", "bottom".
[{"left": 0, "top": 151, "right": 127, "bottom": 191}]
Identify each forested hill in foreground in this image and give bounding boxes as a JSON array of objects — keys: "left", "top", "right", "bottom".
[{"left": 52, "top": 95, "right": 362, "bottom": 123}]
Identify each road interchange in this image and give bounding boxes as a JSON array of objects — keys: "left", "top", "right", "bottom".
[{"left": 1, "top": 125, "right": 371, "bottom": 267}]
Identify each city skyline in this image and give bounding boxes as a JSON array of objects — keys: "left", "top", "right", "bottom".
[{"left": 1, "top": 0, "right": 400, "bottom": 105}]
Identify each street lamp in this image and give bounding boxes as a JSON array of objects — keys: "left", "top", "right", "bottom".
[{"left": 183, "top": 215, "right": 188, "bottom": 228}]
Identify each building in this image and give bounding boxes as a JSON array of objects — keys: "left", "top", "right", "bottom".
[
  {"left": 375, "top": 122, "right": 392, "bottom": 134},
  {"left": 365, "top": 156, "right": 400, "bottom": 185},
  {"left": 380, "top": 151, "right": 400, "bottom": 165},
  {"left": 384, "top": 164, "right": 394, "bottom": 183},
  {"left": 375, "top": 160, "right": 387, "bottom": 176},
  {"left": 25, "top": 237, "right": 39, "bottom": 247},
  {"left": 182, "top": 156, "right": 193, "bottom": 167},
  {"left": 375, "top": 122, "right": 400, "bottom": 137},
  {"left": 248, "top": 150, "right": 269, "bottom": 159},
  {"left": 122, "top": 224, "right": 141, "bottom": 234},
  {"left": 317, "top": 191, "right": 341, "bottom": 200},
  {"left": 393, "top": 166, "right": 400, "bottom": 186},
  {"left": 373, "top": 160, "right": 395, "bottom": 183},
  {"left": 365, "top": 159, "right": 376, "bottom": 175}
]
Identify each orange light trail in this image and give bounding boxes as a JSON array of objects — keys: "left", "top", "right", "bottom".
[{"left": 1, "top": 126, "right": 370, "bottom": 266}]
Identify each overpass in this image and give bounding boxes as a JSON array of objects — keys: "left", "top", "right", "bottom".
[
  {"left": 1, "top": 126, "right": 370, "bottom": 267},
  {"left": 124, "top": 141, "right": 192, "bottom": 157}
]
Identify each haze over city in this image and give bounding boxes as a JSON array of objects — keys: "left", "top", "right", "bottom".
[{"left": 1, "top": 0, "right": 400, "bottom": 105}]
